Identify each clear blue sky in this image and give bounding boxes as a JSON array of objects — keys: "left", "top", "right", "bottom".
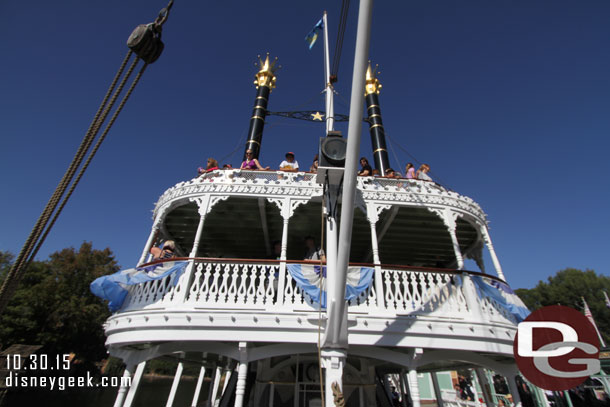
[{"left": 1, "top": 1, "right": 608, "bottom": 290}]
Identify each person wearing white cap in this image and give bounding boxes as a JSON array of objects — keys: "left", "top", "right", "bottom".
[{"left": 279, "top": 152, "right": 299, "bottom": 171}]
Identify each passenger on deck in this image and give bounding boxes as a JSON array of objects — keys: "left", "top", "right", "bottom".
[
  {"left": 416, "top": 164, "right": 432, "bottom": 181},
  {"left": 150, "top": 240, "right": 176, "bottom": 260},
  {"left": 372, "top": 169, "right": 381, "bottom": 177},
  {"left": 198, "top": 158, "right": 219, "bottom": 175},
  {"left": 357, "top": 157, "right": 372, "bottom": 176},
  {"left": 309, "top": 154, "right": 319, "bottom": 173},
  {"left": 384, "top": 168, "right": 401, "bottom": 178},
  {"left": 241, "top": 149, "right": 269, "bottom": 170},
  {"left": 405, "top": 163, "right": 415, "bottom": 179},
  {"left": 279, "top": 152, "right": 299, "bottom": 171},
  {"left": 269, "top": 240, "right": 282, "bottom": 260},
  {"left": 304, "top": 236, "right": 326, "bottom": 262}
]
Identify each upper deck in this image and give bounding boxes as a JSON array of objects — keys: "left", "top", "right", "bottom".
[
  {"left": 149, "top": 169, "right": 493, "bottom": 271},
  {"left": 103, "top": 169, "right": 525, "bottom": 367}
]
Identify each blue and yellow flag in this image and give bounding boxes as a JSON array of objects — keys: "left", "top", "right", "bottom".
[{"left": 305, "top": 18, "right": 324, "bottom": 50}]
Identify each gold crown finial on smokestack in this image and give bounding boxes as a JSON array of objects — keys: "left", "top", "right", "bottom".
[
  {"left": 254, "top": 53, "right": 279, "bottom": 91},
  {"left": 365, "top": 62, "right": 382, "bottom": 95}
]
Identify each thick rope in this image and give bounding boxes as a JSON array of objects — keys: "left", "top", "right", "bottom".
[
  {"left": 331, "top": 0, "right": 350, "bottom": 79},
  {"left": 27, "top": 62, "right": 148, "bottom": 267},
  {"left": 0, "top": 51, "right": 136, "bottom": 315},
  {"left": 332, "top": 381, "right": 346, "bottom": 407}
]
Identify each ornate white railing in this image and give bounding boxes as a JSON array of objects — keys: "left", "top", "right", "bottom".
[
  {"left": 117, "top": 259, "right": 522, "bottom": 327},
  {"left": 121, "top": 265, "right": 184, "bottom": 311},
  {"left": 153, "top": 170, "right": 486, "bottom": 224},
  {"left": 381, "top": 268, "right": 468, "bottom": 316}
]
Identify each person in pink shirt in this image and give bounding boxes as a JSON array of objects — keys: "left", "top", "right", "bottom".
[
  {"left": 405, "top": 163, "right": 415, "bottom": 179},
  {"left": 241, "top": 149, "right": 269, "bottom": 170}
]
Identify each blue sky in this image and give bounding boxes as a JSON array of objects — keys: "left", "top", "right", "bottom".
[{"left": 1, "top": 1, "right": 608, "bottom": 290}]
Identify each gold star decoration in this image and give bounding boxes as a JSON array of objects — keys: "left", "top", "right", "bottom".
[{"left": 311, "top": 111, "right": 324, "bottom": 121}]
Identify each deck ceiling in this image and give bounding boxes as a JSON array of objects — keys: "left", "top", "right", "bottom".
[{"left": 163, "top": 197, "right": 479, "bottom": 267}]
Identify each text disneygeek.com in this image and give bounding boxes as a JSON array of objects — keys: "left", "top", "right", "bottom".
[{"left": 4, "top": 372, "right": 131, "bottom": 391}]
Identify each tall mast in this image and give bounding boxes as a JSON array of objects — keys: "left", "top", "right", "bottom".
[
  {"left": 321, "top": 1, "right": 373, "bottom": 405},
  {"left": 323, "top": 11, "right": 335, "bottom": 133}
]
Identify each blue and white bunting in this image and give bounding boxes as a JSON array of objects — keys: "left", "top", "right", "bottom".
[
  {"left": 471, "top": 276, "right": 530, "bottom": 322},
  {"left": 287, "top": 264, "right": 374, "bottom": 308},
  {"left": 90, "top": 261, "right": 188, "bottom": 312}
]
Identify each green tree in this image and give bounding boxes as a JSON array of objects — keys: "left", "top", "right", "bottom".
[
  {"left": 515, "top": 268, "right": 610, "bottom": 344},
  {"left": 0, "top": 242, "right": 119, "bottom": 368}
]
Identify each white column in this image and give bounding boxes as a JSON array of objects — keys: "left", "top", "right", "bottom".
[
  {"left": 222, "top": 369, "right": 232, "bottom": 395},
  {"left": 322, "top": 349, "right": 347, "bottom": 407},
  {"left": 475, "top": 368, "right": 494, "bottom": 407},
  {"left": 123, "top": 361, "right": 146, "bottom": 407},
  {"left": 234, "top": 362, "right": 248, "bottom": 407},
  {"left": 208, "top": 365, "right": 222, "bottom": 407},
  {"left": 166, "top": 362, "right": 184, "bottom": 407},
  {"left": 326, "top": 207, "right": 339, "bottom": 278},
  {"left": 269, "top": 382, "right": 275, "bottom": 407},
  {"left": 174, "top": 197, "right": 209, "bottom": 303},
  {"left": 276, "top": 215, "right": 289, "bottom": 307},
  {"left": 191, "top": 366, "right": 206, "bottom": 407},
  {"left": 429, "top": 208, "right": 464, "bottom": 269},
  {"left": 430, "top": 372, "right": 444, "bottom": 407},
  {"left": 461, "top": 273, "right": 485, "bottom": 321},
  {"left": 113, "top": 363, "right": 135, "bottom": 407},
  {"left": 139, "top": 222, "right": 160, "bottom": 265},
  {"left": 368, "top": 216, "right": 385, "bottom": 310},
  {"left": 234, "top": 342, "right": 249, "bottom": 407},
  {"left": 406, "top": 369, "right": 421, "bottom": 407},
  {"left": 479, "top": 224, "right": 506, "bottom": 281}
]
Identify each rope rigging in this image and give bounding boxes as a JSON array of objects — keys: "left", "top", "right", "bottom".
[
  {"left": 0, "top": 1, "right": 174, "bottom": 316},
  {"left": 330, "top": 0, "right": 350, "bottom": 82}
]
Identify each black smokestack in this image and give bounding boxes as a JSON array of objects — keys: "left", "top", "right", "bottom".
[
  {"left": 243, "top": 54, "right": 278, "bottom": 160},
  {"left": 364, "top": 63, "right": 390, "bottom": 175}
]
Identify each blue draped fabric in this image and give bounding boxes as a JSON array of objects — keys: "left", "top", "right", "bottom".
[
  {"left": 287, "top": 264, "right": 374, "bottom": 308},
  {"left": 90, "top": 261, "right": 188, "bottom": 312},
  {"left": 471, "top": 275, "right": 530, "bottom": 322}
]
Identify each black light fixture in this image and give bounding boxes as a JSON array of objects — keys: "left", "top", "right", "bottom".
[
  {"left": 319, "top": 132, "right": 346, "bottom": 167},
  {"left": 317, "top": 131, "right": 346, "bottom": 185}
]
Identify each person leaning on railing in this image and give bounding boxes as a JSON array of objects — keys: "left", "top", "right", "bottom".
[
  {"left": 150, "top": 240, "right": 176, "bottom": 260},
  {"left": 358, "top": 157, "right": 372, "bottom": 176},
  {"left": 241, "top": 149, "right": 269, "bottom": 170},
  {"left": 279, "top": 151, "right": 299, "bottom": 171},
  {"left": 304, "top": 236, "right": 326, "bottom": 262},
  {"left": 198, "top": 158, "right": 219, "bottom": 175},
  {"left": 405, "top": 163, "right": 415, "bottom": 179},
  {"left": 416, "top": 163, "right": 433, "bottom": 181},
  {"left": 309, "top": 154, "right": 319, "bottom": 173}
]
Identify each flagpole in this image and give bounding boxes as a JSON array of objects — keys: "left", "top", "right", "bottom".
[
  {"left": 583, "top": 296, "right": 607, "bottom": 347},
  {"left": 322, "top": 11, "right": 334, "bottom": 133}
]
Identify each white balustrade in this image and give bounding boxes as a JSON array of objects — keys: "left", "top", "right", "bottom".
[
  {"left": 380, "top": 269, "right": 467, "bottom": 316},
  {"left": 185, "top": 261, "right": 278, "bottom": 309},
  {"left": 121, "top": 267, "right": 184, "bottom": 311},
  {"left": 119, "top": 261, "right": 514, "bottom": 323}
]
